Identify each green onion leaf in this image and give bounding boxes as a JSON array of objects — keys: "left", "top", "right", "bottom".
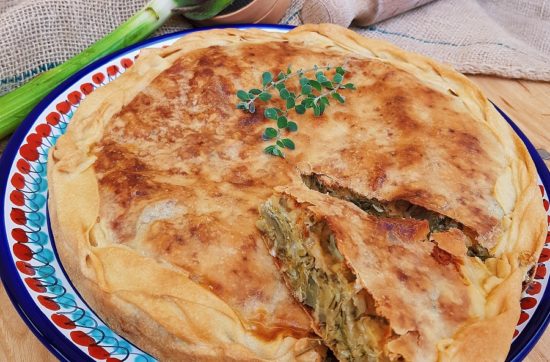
[
  {"left": 0, "top": 0, "right": 193, "bottom": 138},
  {"left": 181, "top": 0, "right": 235, "bottom": 21}
]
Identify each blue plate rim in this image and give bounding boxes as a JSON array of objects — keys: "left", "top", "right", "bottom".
[{"left": 0, "top": 23, "right": 548, "bottom": 362}]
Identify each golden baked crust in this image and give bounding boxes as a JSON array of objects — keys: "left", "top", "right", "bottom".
[{"left": 48, "top": 24, "right": 547, "bottom": 361}]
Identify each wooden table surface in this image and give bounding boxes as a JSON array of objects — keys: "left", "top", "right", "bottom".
[{"left": 0, "top": 75, "right": 549, "bottom": 361}]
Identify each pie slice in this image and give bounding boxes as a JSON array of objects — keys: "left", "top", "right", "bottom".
[{"left": 259, "top": 181, "right": 539, "bottom": 361}]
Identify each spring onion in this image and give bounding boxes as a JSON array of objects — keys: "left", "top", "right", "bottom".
[
  {"left": 0, "top": 0, "right": 234, "bottom": 139},
  {"left": 178, "top": 0, "right": 235, "bottom": 20}
]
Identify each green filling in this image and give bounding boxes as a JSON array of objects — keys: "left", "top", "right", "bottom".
[
  {"left": 466, "top": 244, "right": 492, "bottom": 261},
  {"left": 301, "top": 173, "right": 492, "bottom": 261},
  {"left": 301, "top": 174, "right": 460, "bottom": 233},
  {"left": 259, "top": 199, "right": 389, "bottom": 362}
]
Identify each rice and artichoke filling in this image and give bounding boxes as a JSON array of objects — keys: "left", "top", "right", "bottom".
[{"left": 258, "top": 196, "right": 391, "bottom": 362}]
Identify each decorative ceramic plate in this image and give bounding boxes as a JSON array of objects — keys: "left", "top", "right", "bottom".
[{"left": 0, "top": 25, "right": 548, "bottom": 362}]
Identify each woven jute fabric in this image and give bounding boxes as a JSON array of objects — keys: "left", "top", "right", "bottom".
[
  {"left": 0, "top": 0, "right": 192, "bottom": 96},
  {"left": 1, "top": 0, "right": 549, "bottom": 100},
  {"left": 298, "top": 0, "right": 550, "bottom": 81}
]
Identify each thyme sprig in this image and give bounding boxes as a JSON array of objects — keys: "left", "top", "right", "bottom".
[{"left": 236, "top": 65, "right": 355, "bottom": 158}]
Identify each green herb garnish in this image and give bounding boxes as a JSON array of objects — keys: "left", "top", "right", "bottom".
[{"left": 236, "top": 65, "right": 355, "bottom": 158}]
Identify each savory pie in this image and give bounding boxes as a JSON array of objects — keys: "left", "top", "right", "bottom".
[{"left": 48, "top": 24, "right": 547, "bottom": 361}]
